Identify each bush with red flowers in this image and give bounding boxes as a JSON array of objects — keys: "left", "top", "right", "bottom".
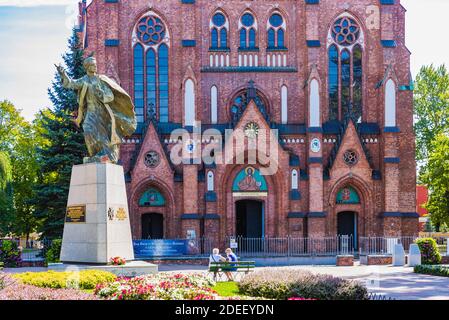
[{"left": 110, "top": 257, "right": 126, "bottom": 266}]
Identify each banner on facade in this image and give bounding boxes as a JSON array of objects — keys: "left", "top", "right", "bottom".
[{"left": 133, "top": 239, "right": 199, "bottom": 258}]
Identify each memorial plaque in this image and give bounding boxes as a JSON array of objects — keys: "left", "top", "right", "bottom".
[{"left": 65, "top": 205, "right": 86, "bottom": 223}]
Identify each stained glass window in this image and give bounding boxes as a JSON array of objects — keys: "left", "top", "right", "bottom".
[
  {"left": 327, "top": 16, "right": 363, "bottom": 122},
  {"left": 328, "top": 45, "right": 339, "bottom": 121},
  {"left": 133, "top": 15, "right": 170, "bottom": 126},
  {"left": 267, "top": 13, "right": 286, "bottom": 49},
  {"left": 211, "top": 12, "right": 228, "bottom": 49},
  {"left": 353, "top": 45, "right": 363, "bottom": 122},
  {"left": 134, "top": 44, "right": 144, "bottom": 124},
  {"left": 239, "top": 13, "right": 256, "bottom": 49},
  {"left": 158, "top": 44, "right": 169, "bottom": 123}
]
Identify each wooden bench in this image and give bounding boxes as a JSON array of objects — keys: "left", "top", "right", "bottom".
[{"left": 208, "top": 261, "right": 255, "bottom": 282}]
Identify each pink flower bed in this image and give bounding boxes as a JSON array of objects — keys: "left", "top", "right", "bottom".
[
  {"left": 95, "top": 273, "right": 218, "bottom": 300},
  {"left": 0, "top": 273, "right": 97, "bottom": 300}
]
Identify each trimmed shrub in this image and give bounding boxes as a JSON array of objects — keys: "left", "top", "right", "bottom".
[
  {"left": 416, "top": 238, "right": 442, "bottom": 265},
  {"left": 45, "top": 239, "right": 62, "bottom": 264},
  {"left": 238, "top": 268, "right": 368, "bottom": 300},
  {"left": 0, "top": 240, "right": 22, "bottom": 267},
  {"left": 414, "top": 265, "right": 449, "bottom": 277},
  {"left": 14, "top": 270, "right": 117, "bottom": 290}
]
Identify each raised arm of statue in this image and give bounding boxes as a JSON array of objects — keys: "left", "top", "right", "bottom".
[{"left": 55, "top": 64, "right": 83, "bottom": 90}]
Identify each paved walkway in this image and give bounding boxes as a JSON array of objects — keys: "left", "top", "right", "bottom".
[{"left": 4, "top": 264, "right": 449, "bottom": 300}]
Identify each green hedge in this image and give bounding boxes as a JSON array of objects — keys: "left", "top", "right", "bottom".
[
  {"left": 414, "top": 265, "right": 449, "bottom": 277},
  {"left": 45, "top": 239, "right": 62, "bottom": 263},
  {"left": 416, "top": 238, "right": 442, "bottom": 265},
  {"left": 238, "top": 268, "right": 368, "bottom": 300},
  {"left": 0, "top": 240, "right": 21, "bottom": 267}
]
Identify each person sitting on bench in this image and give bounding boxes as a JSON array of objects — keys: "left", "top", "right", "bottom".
[
  {"left": 223, "top": 248, "right": 238, "bottom": 281},
  {"left": 209, "top": 248, "right": 227, "bottom": 280}
]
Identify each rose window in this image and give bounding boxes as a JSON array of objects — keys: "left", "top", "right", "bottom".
[
  {"left": 136, "top": 16, "right": 166, "bottom": 45},
  {"left": 343, "top": 150, "right": 358, "bottom": 166},
  {"left": 332, "top": 17, "right": 360, "bottom": 46},
  {"left": 144, "top": 151, "right": 160, "bottom": 168}
]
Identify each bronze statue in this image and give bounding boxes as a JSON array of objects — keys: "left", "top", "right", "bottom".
[{"left": 56, "top": 57, "right": 137, "bottom": 164}]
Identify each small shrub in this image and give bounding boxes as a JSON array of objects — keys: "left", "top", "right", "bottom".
[
  {"left": 110, "top": 256, "right": 126, "bottom": 266},
  {"left": 14, "top": 270, "right": 117, "bottom": 290},
  {"left": 0, "top": 274, "right": 97, "bottom": 300},
  {"left": 0, "top": 240, "right": 22, "bottom": 268},
  {"left": 238, "top": 268, "right": 368, "bottom": 300},
  {"left": 414, "top": 265, "right": 449, "bottom": 277},
  {"left": 45, "top": 239, "right": 62, "bottom": 263},
  {"left": 416, "top": 238, "right": 442, "bottom": 265}
]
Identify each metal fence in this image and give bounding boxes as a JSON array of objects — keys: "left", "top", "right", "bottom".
[
  {"left": 359, "top": 236, "right": 417, "bottom": 256},
  {"left": 0, "top": 239, "right": 53, "bottom": 262},
  {"left": 226, "top": 236, "right": 355, "bottom": 258}
]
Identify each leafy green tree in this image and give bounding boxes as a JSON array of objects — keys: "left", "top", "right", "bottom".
[
  {"left": 0, "top": 151, "right": 13, "bottom": 236},
  {"left": 414, "top": 64, "right": 449, "bottom": 165},
  {"left": 0, "top": 101, "right": 42, "bottom": 239},
  {"left": 422, "top": 134, "right": 449, "bottom": 230},
  {"left": 0, "top": 100, "right": 24, "bottom": 153},
  {"left": 32, "top": 29, "right": 87, "bottom": 239}
]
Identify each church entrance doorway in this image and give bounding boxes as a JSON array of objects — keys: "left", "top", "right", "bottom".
[
  {"left": 337, "top": 211, "right": 358, "bottom": 250},
  {"left": 141, "top": 213, "right": 164, "bottom": 239},
  {"left": 236, "top": 200, "right": 264, "bottom": 238}
]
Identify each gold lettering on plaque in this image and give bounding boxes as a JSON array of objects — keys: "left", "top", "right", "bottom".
[{"left": 66, "top": 205, "right": 86, "bottom": 223}]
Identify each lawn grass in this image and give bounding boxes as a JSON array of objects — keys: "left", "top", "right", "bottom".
[{"left": 212, "top": 281, "right": 242, "bottom": 297}]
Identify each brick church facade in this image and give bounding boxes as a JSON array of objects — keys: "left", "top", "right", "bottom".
[{"left": 76, "top": 0, "right": 418, "bottom": 245}]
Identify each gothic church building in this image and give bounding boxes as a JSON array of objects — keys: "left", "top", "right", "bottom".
[{"left": 76, "top": 0, "right": 418, "bottom": 246}]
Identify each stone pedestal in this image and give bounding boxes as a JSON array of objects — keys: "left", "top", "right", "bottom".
[
  {"left": 60, "top": 163, "right": 135, "bottom": 264},
  {"left": 408, "top": 244, "right": 421, "bottom": 267},
  {"left": 392, "top": 243, "right": 405, "bottom": 266}
]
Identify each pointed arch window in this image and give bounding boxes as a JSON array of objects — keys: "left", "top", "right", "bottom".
[
  {"left": 239, "top": 12, "right": 257, "bottom": 49},
  {"left": 211, "top": 12, "right": 228, "bottom": 50},
  {"left": 133, "top": 14, "right": 170, "bottom": 125},
  {"left": 267, "top": 13, "right": 286, "bottom": 49},
  {"left": 327, "top": 16, "right": 363, "bottom": 122}
]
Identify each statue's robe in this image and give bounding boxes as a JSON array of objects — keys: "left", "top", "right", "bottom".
[{"left": 63, "top": 74, "right": 137, "bottom": 162}]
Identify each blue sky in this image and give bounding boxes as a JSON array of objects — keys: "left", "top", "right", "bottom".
[{"left": 0, "top": 0, "right": 447, "bottom": 121}]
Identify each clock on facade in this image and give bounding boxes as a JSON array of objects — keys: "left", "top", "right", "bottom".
[
  {"left": 244, "top": 122, "right": 260, "bottom": 139},
  {"left": 185, "top": 139, "right": 196, "bottom": 154},
  {"left": 310, "top": 138, "right": 321, "bottom": 153}
]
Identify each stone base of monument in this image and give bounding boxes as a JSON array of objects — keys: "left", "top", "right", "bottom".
[
  {"left": 60, "top": 163, "right": 135, "bottom": 264},
  {"left": 48, "top": 261, "right": 158, "bottom": 277}
]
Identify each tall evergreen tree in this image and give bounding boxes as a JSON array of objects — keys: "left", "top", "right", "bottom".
[{"left": 32, "top": 29, "right": 87, "bottom": 239}]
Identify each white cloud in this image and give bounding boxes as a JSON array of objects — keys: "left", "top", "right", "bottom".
[{"left": 0, "top": 0, "right": 79, "bottom": 6}]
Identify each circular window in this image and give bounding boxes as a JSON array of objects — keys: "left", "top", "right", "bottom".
[
  {"left": 343, "top": 150, "right": 359, "bottom": 166},
  {"left": 332, "top": 17, "right": 360, "bottom": 46},
  {"left": 144, "top": 151, "right": 160, "bottom": 168},
  {"left": 212, "top": 13, "right": 226, "bottom": 27},
  {"left": 269, "top": 14, "right": 283, "bottom": 28},
  {"left": 136, "top": 16, "right": 166, "bottom": 45},
  {"left": 242, "top": 13, "right": 255, "bottom": 27}
]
